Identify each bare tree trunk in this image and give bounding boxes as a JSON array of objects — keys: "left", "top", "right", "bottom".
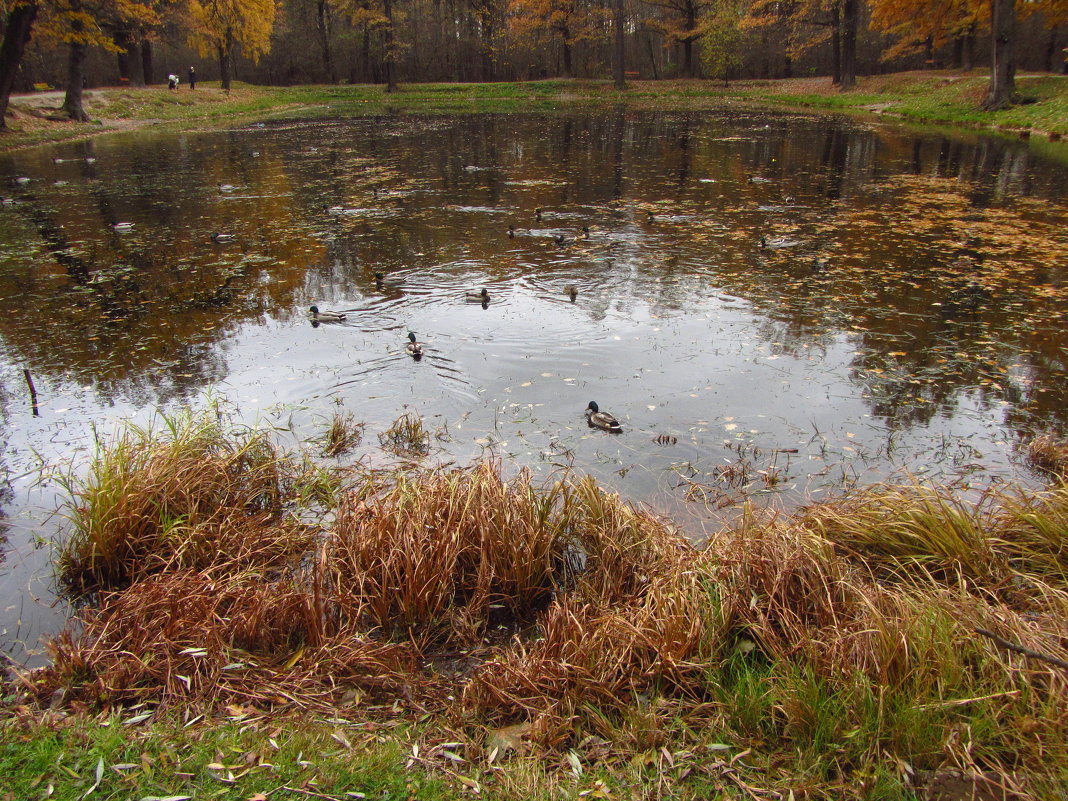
[
  {"left": 140, "top": 39, "right": 154, "bottom": 85},
  {"left": 561, "top": 30, "right": 573, "bottom": 77},
  {"left": 1043, "top": 25, "right": 1058, "bottom": 73},
  {"left": 830, "top": 0, "right": 841, "bottom": 84},
  {"left": 983, "top": 0, "right": 1015, "bottom": 109},
  {"left": 840, "top": 0, "right": 857, "bottom": 89},
  {"left": 219, "top": 28, "right": 234, "bottom": 91},
  {"left": 383, "top": 0, "right": 397, "bottom": 91},
  {"left": 0, "top": 1, "right": 38, "bottom": 131},
  {"left": 613, "top": 0, "right": 625, "bottom": 89},
  {"left": 62, "top": 18, "right": 91, "bottom": 123},
  {"left": 317, "top": 0, "right": 336, "bottom": 82}
]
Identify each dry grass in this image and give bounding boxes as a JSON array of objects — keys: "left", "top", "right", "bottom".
[
  {"left": 1027, "top": 435, "right": 1068, "bottom": 479},
  {"left": 322, "top": 409, "right": 364, "bottom": 457},
  {"left": 18, "top": 424, "right": 1068, "bottom": 799},
  {"left": 56, "top": 409, "right": 311, "bottom": 595}
]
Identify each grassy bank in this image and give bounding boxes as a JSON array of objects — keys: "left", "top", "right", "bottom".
[
  {"left": 2, "top": 71, "right": 1066, "bottom": 152},
  {"left": 3, "top": 409, "right": 1067, "bottom": 799}
]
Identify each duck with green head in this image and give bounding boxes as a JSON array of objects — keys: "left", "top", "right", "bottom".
[
  {"left": 466, "top": 288, "right": 490, "bottom": 304},
  {"left": 308, "top": 305, "right": 346, "bottom": 322},
  {"left": 406, "top": 331, "right": 424, "bottom": 358},
  {"left": 585, "top": 401, "right": 622, "bottom": 433}
]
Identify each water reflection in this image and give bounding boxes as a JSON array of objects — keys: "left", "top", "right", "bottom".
[{"left": 1, "top": 110, "right": 1067, "bottom": 661}]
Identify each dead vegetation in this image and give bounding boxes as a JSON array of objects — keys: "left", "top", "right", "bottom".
[{"left": 10, "top": 421, "right": 1068, "bottom": 799}]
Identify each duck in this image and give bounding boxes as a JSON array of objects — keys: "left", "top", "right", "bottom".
[
  {"left": 585, "top": 401, "right": 622, "bottom": 433},
  {"left": 211, "top": 232, "right": 237, "bottom": 243},
  {"left": 218, "top": 183, "right": 237, "bottom": 193},
  {"left": 308, "top": 305, "right": 346, "bottom": 322},
  {"left": 466, "top": 288, "right": 490, "bottom": 304},
  {"left": 760, "top": 235, "right": 799, "bottom": 250},
  {"left": 112, "top": 222, "right": 135, "bottom": 232},
  {"left": 405, "top": 331, "right": 423, "bottom": 358},
  {"left": 564, "top": 285, "right": 578, "bottom": 302},
  {"left": 507, "top": 225, "right": 516, "bottom": 238},
  {"left": 535, "top": 207, "right": 543, "bottom": 222}
]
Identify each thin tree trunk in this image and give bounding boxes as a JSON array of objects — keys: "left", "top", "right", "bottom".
[
  {"left": 140, "top": 39, "right": 154, "bottom": 85},
  {"left": 317, "top": 0, "right": 336, "bottom": 83},
  {"left": 963, "top": 24, "right": 975, "bottom": 71},
  {"left": 613, "top": 0, "right": 625, "bottom": 89},
  {"left": 383, "top": 0, "right": 397, "bottom": 91},
  {"left": 115, "top": 27, "right": 134, "bottom": 84},
  {"left": 1043, "top": 26, "right": 1058, "bottom": 73},
  {"left": 983, "top": 0, "right": 1016, "bottom": 109},
  {"left": 830, "top": 0, "right": 841, "bottom": 84},
  {"left": 561, "top": 30, "right": 573, "bottom": 78},
  {"left": 0, "top": 1, "right": 38, "bottom": 131},
  {"left": 840, "top": 0, "right": 857, "bottom": 89}
]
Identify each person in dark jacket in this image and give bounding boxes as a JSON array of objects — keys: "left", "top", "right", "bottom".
[{"left": 188, "top": 66, "right": 196, "bottom": 89}]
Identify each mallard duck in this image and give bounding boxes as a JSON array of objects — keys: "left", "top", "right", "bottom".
[
  {"left": 585, "top": 401, "right": 622, "bottom": 433},
  {"left": 581, "top": 226, "right": 590, "bottom": 239},
  {"left": 405, "top": 331, "right": 423, "bottom": 358},
  {"left": 308, "top": 305, "right": 346, "bottom": 322},
  {"left": 507, "top": 225, "right": 516, "bottom": 238},
  {"left": 564, "top": 285, "right": 578, "bottom": 302},
  {"left": 760, "top": 236, "right": 799, "bottom": 250},
  {"left": 535, "top": 207, "right": 543, "bottom": 222},
  {"left": 112, "top": 222, "right": 135, "bottom": 232},
  {"left": 211, "top": 232, "right": 236, "bottom": 243},
  {"left": 466, "top": 288, "right": 490, "bottom": 303},
  {"left": 218, "top": 183, "right": 236, "bottom": 193},
  {"left": 554, "top": 234, "right": 567, "bottom": 246}
]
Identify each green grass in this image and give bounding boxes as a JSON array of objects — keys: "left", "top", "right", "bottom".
[
  {"left": 4, "top": 72, "right": 1066, "bottom": 153},
  {"left": 0, "top": 713, "right": 454, "bottom": 801}
]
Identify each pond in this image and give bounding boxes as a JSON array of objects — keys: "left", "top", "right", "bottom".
[{"left": 1, "top": 109, "right": 1067, "bottom": 664}]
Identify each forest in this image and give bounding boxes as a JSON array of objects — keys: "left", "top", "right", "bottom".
[{"left": 0, "top": 0, "right": 1065, "bottom": 116}]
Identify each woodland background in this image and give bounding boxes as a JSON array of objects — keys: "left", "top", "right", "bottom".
[{"left": 2, "top": 0, "right": 1066, "bottom": 98}]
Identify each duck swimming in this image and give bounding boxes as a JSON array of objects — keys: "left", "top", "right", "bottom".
[
  {"left": 466, "top": 288, "right": 490, "bottom": 303},
  {"left": 564, "top": 285, "right": 578, "bottom": 302},
  {"left": 585, "top": 401, "right": 622, "bottom": 433},
  {"left": 308, "top": 305, "right": 346, "bottom": 322},
  {"left": 112, "top": 222, "right": 135, "bottom": 232},
  {"left": 211, "top": 232, "right": 236, "bottom": 243},
  {"left": 405, "top": 331, "right": 424, "bottom": 358}
]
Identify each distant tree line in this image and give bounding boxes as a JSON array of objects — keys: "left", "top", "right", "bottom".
[{"left": 2, "top": 0, "right": 1066, "bottom": 128}]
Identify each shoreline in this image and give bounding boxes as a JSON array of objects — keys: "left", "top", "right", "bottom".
[{"left": 2, "top": 72, "right": 1066, "bottom": 154}]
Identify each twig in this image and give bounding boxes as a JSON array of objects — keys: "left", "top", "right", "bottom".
[
  {"left": 975, "top": 628, "right": 1068, "bottom": 670},
  {"left": 280, "top": 787, "right": 343, "bottom": 801},
  {"left": 24, "top": 368, "right": 39, "bottom": 416}
]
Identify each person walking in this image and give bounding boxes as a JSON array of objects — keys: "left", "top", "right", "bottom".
[
  {"left": 188, "top": 66, "right": 196, "bottom": 90},
  {"left": 167, "top": 73, "right": 179, "bottom": 90}
]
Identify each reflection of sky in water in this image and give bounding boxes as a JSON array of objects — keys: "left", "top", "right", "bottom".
[{"left": 1, "top": 110, "right": 1067, "bottom": 662}]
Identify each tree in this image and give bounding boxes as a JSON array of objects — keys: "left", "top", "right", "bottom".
[
  {"left": 701, "top": 0, "right": 743, "bottom": 83},
  {"left": 0, "top": 0, "right": 39, "bottom": 131},
  {"left": 508, "top": 0, "right": 609, "bottom": 77},
  {"left": 982, "top": 0, "right": 1014, "bottom": 107},
  {"left": 613, "top": 0, "right": 625, "bottom": 87},
  {"left": 34, "top": 0, "right": 158, "bottom": 121},
  {"left": 188, "top": 0, "right": 276, "bottom": 90},
  {"left": 643, "top": 0, "right": 710, "bottom": 76}
]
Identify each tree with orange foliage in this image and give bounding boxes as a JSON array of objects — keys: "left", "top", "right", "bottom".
[
  {"left": 743, "top": 0, "right": 858, "bottom": 86},
  {"left": 187, "top": 0, "right": 276, "bottom": 90},
  {"left": 33, "top": 0, "right": 159, "bottom": 120},
  {"left": 508, "top": 0, "right": 609, "bottom": 77}
]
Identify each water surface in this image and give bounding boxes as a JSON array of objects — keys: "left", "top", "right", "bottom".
[{"left": 2, "top": 109, "right": 1067, "bottom": 662}]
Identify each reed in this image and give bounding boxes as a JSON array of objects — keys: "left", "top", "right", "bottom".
[
  {"left": 378, "top": 412, "right": 431, "bottom": 457},
  {"left": 1026, "top": 435, "right": 1068, "bottom": 479},
  {"left": 56, "top": 408, "right": 309, "bottom": 595},
  {"left": 798, "top": 482, "right": 1005, "bottom": 585},
  {"left": 29, "top": 436, "right": 1068, "bottom": 799},
  {"left": 322, "top": 409, "right": 364, "bottom": 457}
]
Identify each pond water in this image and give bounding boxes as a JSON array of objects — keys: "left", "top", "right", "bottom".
[{"left": 1, "top": 109, "right": 1067, "bottom": 664}]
